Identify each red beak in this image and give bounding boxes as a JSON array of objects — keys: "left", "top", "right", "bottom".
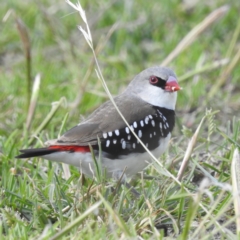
[{"left": 165, "top": 76, "right": 181, "bottom": 92}]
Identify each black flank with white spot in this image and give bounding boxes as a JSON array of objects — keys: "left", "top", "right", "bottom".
[{"left": 93, "top": 106, "right": 175, "bottom": 159}]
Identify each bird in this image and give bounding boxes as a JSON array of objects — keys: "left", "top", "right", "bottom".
[{"left": 16, "top": 66, "right": 180, "bottom": 182}]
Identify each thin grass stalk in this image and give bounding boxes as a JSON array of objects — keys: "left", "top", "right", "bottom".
[
  {"left": 203, "top": 214, "right": 238, "bottom": 240},
  {"left": 69, "top": 23, "right": 119, "bottom": 114},
  {"left": 208, "top": 46, "right": 240, "bottom": 99},
  {"left": 178, "top": 58, "right": 229, "bottom": 82},
  {"left": 231, "top": 149, "right": 240, "bottom": 238},
  {"left": 28, "top": 97, "right": 66, "bottom": 145},
  {"left": 58, "top": 112, "right": 71, "bottom": 180},
  {"left": 98, "top": 194, "right": 133, "bottom": 237},
  {"left": 225, "top": 18, "right": 240, "bottom": 60},
  {"left": 191, "top": 190, "right": 226, "bottom": 238},
  {"left": 26, "top": 74, "right": 41, "bottom": 131},
  {"left": 207, "top": 18, "right": 240, "bottom": 99},
  {"left": 49, "top": 200, "right": 102, "bottom": 240},
  {"left": 16, "top": 17, "right": 32, "bottom": 107},
  {"left": 177, "top": 116, "right": 206, "bottom": 181},
  {"left": 161, "top": 5, "right": 229, "bottom": 66}
]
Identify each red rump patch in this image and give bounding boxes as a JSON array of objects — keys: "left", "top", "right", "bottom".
[{"left": 49, "top": 145, "right": 90, "bottom": 152}]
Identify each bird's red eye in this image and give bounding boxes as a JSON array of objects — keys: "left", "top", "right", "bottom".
[{"left": 149, "top": 76, "right": 158, "bottom": 84}]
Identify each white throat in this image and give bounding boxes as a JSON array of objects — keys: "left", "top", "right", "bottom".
[{"left": 136, "top": 85, "right": 177, "bottom": 110}]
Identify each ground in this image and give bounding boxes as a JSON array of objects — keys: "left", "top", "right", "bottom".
[{"left": 0, "top": 0, "right": 240, "bottom": 239}]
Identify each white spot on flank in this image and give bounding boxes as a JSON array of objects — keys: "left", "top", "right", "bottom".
[
  {"left": 103, "top": 132, "right": 107, "bottom": 138},
  {"left": 122, "top": 140, "right": 126, "bottom": 149},
  {"left": 140, "top": 120, "right": 144, "bottom": 127},
  {"left": 113, "top": 139, "right": 117, "bottom": 144},
  {"left": 149, "top": 115, "right": 153, "bottom": 119},
  {"left": 130, "top": 125, "right": 134, "bottom": 132},
  {"left": 133, "top": 121, "right": 137, "bottom": 128},
  {"left": 115, "top": 129, "right": 120, "bottom": 136},
  {"left": 151, "top": 120, "right": 155, "bottom": 127},
  {"left": 133, "top": 143, "right": 136, "bottom": 149},
  {"left": 128, "top": 135, "right": 131, "bottom": 140},
  {"left": 108, "top": 131, "right": 112, "bottom": 137},
  {"left": 145, "top": 116, "right": 149, "bottom": 124},
  {"left": 138, "top": 130, "right": 142, "bottom": 138},
  {"left": 125, "top": 127, "right": 130, "bottom": 134},
  {"left": 150, "top": 133, "right": 152, "bottom": 138},
  {"left": 159, "top": 123, "right": 164, "bottom": 136},
  {"left": 164, "top": 124, "right": 167, "bottom": 129},
  {"left": 157, "top": 109, "right": 162, "bottom": 116},
  {"left": 146, "top": 143, "right": 148, "bottom": 148},
  {"left": 166, "top": 122, "right": 169, "bottom": 128},
  {"left": 163, "top": 116, "right": 167, "bottom": 121},
  {"left": 106, "top": 140, "right": 110, "bottom": 147},
  {"left": 154, "top": 131, "right": 156, "bottom": 135}
]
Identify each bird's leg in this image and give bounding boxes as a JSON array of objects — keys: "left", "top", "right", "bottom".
[{"left": 112, "top": 170, "right": 141, "bottom": 198}]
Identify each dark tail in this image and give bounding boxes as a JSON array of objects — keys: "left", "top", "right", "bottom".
[
  {"left": 16, "top": 145, "right": 90, "bottom": 158},
  {"left": 16, "top": 148, "right": 59, "bottom": 159}
]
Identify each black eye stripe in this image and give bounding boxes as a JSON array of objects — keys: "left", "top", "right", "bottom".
[
  {"left": 156, "top": 77, "right": 166, "bottom": 88},
  {"left": 149, "top": 76, "right": 166, "bottom": 89}
]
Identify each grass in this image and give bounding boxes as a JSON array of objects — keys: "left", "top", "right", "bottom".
[{"left": 1, "top": 0, "right": 240, "bottom": 239}]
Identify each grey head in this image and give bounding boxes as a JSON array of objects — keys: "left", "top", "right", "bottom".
[{"left": 124, "top": 66, "right": 179, "bottom": 110}]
